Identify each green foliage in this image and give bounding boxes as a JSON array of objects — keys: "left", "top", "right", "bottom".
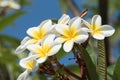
[
  {"left": 56, "top": 47, "right": 67, "bottom": 60},
  {"left": 86, "top": 45, "right": 97, "bottom": 65},
  {"left": 77, "top": 45, "right": 98, "bottom": 80},
  {"left": 66, "top": 65, "right": 80, "bottom": 74},
  {"left": 0, "top": 34, "right": 20, "bottom": 47},
  {"left": 113, "top": 57, "right": 120, "bottom": 80},
  {"left": 0, "top": 11, "right": 26, "bottom": 31}
]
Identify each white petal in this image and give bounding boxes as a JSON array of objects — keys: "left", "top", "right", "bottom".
[
  {"left": 0, "top": 1, "right": 9, "bottom": 7},
  {"left": 10, "top": 2, "right": 20, "bottom": 9},
  {"left": 39, "top": 20, "right": 52, "bottom": 32},
  {"left": 58, "top": 14, "right": 70, "bottom": 24},
  {"left": 55, "top": 24, "right": 69, "bottom": 36},
  {"left": 15, "top": 39, "right": 37, "bottom": 53},
  {"left": 100, "top": 25, "right": 115, "bottom": 37},
  {"left": 93, "top": 34, "right": 105, "bottom": 40},
  {"left": 27, "top": 44, "right": 41, "bottom": 53},
  {"left": 80, "top": 27, "right": 92, "bottom": 32},
  {"left": 54, "top": 37, "right": 66, "bottom": 44},
  {"left": 43, "top": 34, "right": 56, "bottom": 46},
  {"left": 47, "top": 44, "right": 62, "bottom": 56},
  {"left": 68, "top": 17, "right": 79, "bottom": 26},
  {"left": 63, "top": 40, "right": 74, "bottom": 52},
  {"left": 21, "top": 36, "right": 31, "bottom": 45},
  {"left": 36, "top": 56, "right": 47, "bottom": 63},
  {"left": 17, "top": 69, "right": 30, "bottom": 80},
  {"left": 91, "top": 15, "right": 101, "bottom": 26},
  {"left": 26, "top": 27, "right": 40, "bottom": 38},
  {"left": 74, "top": 31, "right": 88, "bottom": 43},
  {"left": 70, "top": 17, "right": 82, "bottom": 29},
  {"left": 15, "top": 45, "right": 26, "bottom": 53}
]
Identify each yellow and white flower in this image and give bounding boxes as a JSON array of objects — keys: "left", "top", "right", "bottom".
[
  {"left": 27, "top": 34, "right": 61, "bottom": 63},
  {"left": 0, "top": 0, "right": 20, "bottom": 9},
  {"left": 15, "top": 20, "right": 53, "bottom": 53},
  {"left": 55, "top": 17, "right": 89, "bottom": 52},
  {"left": 17, "top": 55, "right": 38, "bottom": 80},
  {"left": 85, "top": 15, "right": 115, "bottom": 40}
]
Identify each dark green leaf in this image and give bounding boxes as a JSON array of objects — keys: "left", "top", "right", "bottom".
[
  {"left": 76, "top": 44, "right": 98, "bottom": 80},
  {"left": 0, "top": 11, "right": 26, "bottom": 31},
  {"left": 56, "top": 47, "right": 67, "bottom": 60},
  {"left": 66, "top": 65, "right": 80, "bottom": 74},
  {"left": 0, "top": 34, "right": 20, "bottom": 47},
  {"left": 86, "top": 45, "right": 97, "bottom": 65},
  {"left": 113, "top": 57, "right": 120, "bottom": 80}
]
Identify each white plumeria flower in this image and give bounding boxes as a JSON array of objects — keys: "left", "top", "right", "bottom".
[
  {"left": 15, "top": 20, "right": 53, "bottom": 53},
  {"left": 58, "top": 14, "right": 70, "bottom": 24},
  {"left": 17, "top": 55, "right": 38, "bottom": 80},
  {"left": 0, "top": 0, "right": 20, "bottom": 9},
  {"left": 85, "top": 15, "right": 115, "bottom": 40},
  {"left": 55, "top": 17, "right": 89, "bottom": 52},
  {"left": 27, "top": 34, "right": 62, "bottom": 63}
]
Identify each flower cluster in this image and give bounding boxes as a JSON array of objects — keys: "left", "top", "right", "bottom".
[
  {"left": 0, "top": 0, "right": 20, "bottom": 9},
  {"left": 16, "top": 14, "right": 115, "bottom": 80}
]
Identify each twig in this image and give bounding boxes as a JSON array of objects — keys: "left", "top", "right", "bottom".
[{"left": 79, "top": 9, "right": 88, "bottom": 18}]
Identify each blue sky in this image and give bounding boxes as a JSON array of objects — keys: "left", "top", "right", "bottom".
[{"left": 2, "top": 0, "right": 63, "bottom": 39}]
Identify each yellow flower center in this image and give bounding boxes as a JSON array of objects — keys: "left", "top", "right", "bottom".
[
  {"left": 63, "top": 26, "right": 79, "bottom": 40},
  {"left": 36, "top": 43, "right": 51, "bottom": 57},
  {"left": 89, "top": 24, "right": 102, "bottom": 35},
  {"left": 25, "top": 60, "right": 35, "bottom": 70},
  {"left": 32, "top": 28, "right": 46, "bottom": 43}
]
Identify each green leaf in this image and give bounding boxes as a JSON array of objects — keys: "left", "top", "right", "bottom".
[
  {"left": 86, "top": 45, "right": 97, "bottom": 66},
  {"left": 113, "top": 57, "right": 120, "bottom": 80},
  {"left": 0, "top": 11, "right": 26, "bottom": 31},
  {"left": 66, "top": 65, "right": 80, "bottom": 74},
  {"left": 56, "top": 47, "right": 67, "bottom": 60},
  {"left": 75, "top": 44, "right": 98, "bottom": 80},
  {"left": 107, "top": 64, "right": 115, "bottom": 80},
  {"left": 59, "top": 0, "right": 68, "bottom": 13},
  {"left": 0, "top": 34, "right": 20, "bottom": 47},
  {"left": 97, "top": 40, "right": 107, "bottom": 80},
  {"left": 107, "top": 64, "right": 115, "bottom": 76}
]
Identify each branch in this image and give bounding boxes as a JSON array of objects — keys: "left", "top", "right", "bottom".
[{"left": 52, "top": 56, "right": 82, "bottom": 80}]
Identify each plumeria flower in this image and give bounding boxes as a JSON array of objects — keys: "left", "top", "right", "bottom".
[
  {"left": 85, "top": 15, "right": 115, "bottom": 40},
  {"left": 58, "top": 14, "right": 70, "bottom": 24},
  {"left": 27, "top": 34, "right": 61, "bottom": 63},
  {"left": 0, "top": 0, "right": 20, "bottom": 9},
  {"left": 52, "top": 14, "right": 70, "bottom": 35},
  {"left": 17, "top": 55, "right": 38, "bottom": 80},
  {"left": 15, "top": 20, "right": 53, "bottom": 53},
  {"left": 55, "top": 17, "right": 89, "bottom": 52}
]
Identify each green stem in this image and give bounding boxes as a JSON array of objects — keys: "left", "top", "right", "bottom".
[{"left": 97, "top": 40, "right": 107, "bottom": 80}]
